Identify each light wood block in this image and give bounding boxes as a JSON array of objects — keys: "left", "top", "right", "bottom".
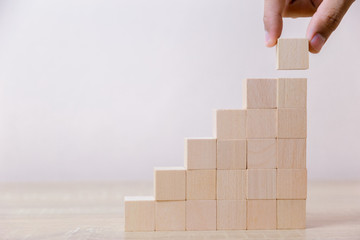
[
  {"left": 186, "top": 200, "right": 216, "bottom": 231},
  {"left": 277, "top": 169, "right": 307, "bottom": 199},
  {"left": 278, "top": 78, "right": 307, "bottom": 108},
  {"left": 247, "top": 169, "right": 276, "bottom": 199},
  {"left": 278, "top": 139, "right": 306, "bottom": 169},
  {"left": 185, "top": 138, "right": 216, "bottom": 170},
  {"left": 217, "top": 170, "right": 247, "bottom": 200},
  {"left": 277, "top": 200, "right": 306, "bottom": 229},
  {"left": 154, "top": 167, "right": 186, "bottom": 201},
  {"left": 246, "top": 109, "right": 277, "bottom": 139},
  {"left": 242, "top": 78, "right": 277, "bottom": 109},
  {"left": 155, "top": 201, "right": 185, "bottom": 231},
  {"left": 247, "top": 200, "right": 276, "bottom": 230},
  {"left": 276, "top": 38, "right": 309, "bottom": 70},
  {"left": 217, "top": 200, "right": 246, "bottom": 230},
  {"left": 217, "top": 140, "right": 246, "bottom": 169},
  {"left": 247, "top": 139, "right": 277, "bottom": 169},
  {"left": 187, "top": 170, "right": 216, "bottom": 200},
  {"left": 214, "top": 109, "right": 246, "bottom": 140},
  {"left": 278, "top": 109, "right": 307, "bottom": 138},
  {"left": 124, "top": 196, "right": 155, "bottom": 232}
]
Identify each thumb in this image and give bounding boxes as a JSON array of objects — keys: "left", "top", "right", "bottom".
[{"left": 306, "top": 0, "right": 355, "bottom": 53}]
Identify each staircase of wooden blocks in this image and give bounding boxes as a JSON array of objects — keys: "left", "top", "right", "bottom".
[{"left": 124, "top": 38, "right": 309, "bottom": 231}]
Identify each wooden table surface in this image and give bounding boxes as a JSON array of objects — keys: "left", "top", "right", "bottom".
[{"left": 0, "top": 181, "right": 359, "bottom": 240}]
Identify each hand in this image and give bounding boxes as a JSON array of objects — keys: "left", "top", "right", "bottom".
[{"left": 264, "top": 0, "right": 355, "bottom": 53}]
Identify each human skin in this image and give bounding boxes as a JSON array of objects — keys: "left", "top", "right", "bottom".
[{"left": 263, "top": 0, "right": 355, "bottom": 53}]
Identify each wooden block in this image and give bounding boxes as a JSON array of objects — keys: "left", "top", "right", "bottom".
[
  {"left": 155, "top": 201, "right": 185, "bottom": 231},
  {"left": 187, "top": 170, "right": 216, "bottom": 200},
  {"left": 247, "top": 169, "right": 276, "bottom": 199},
  {"left": 154, "top": 167, "right": 186, "bottom": 201},
  {"left": 278, "top": 78, "right": 307, "bottom": 108},
  {"left": 217, "top": 200, "right": 246, "bottom": 230},
  {"left": 276, "top": 38, "right": 309, "bottom": 70},
  {"left": 246, "top": 109, "right": 277, "bottom": 138},
  {"left": 214, "top": 109, "right": 246, "bottom": 140},
  {"left": 186, "top": 200, "right": 216, "bottom": 231},
  {"left": 217, "top": 140, "right": 246, "bottom": 169},
  {"left": 217, "top": 170, "right": 247, "bottom": 200},
  {"left": 247, "top": 200, "right": 276, "bottom": 230},
  {"left": 278, "top": 139, "right": 306, "bottom": 169},
  {"left": 277, "top": 169, "right": 307, "bottom": 199},
  {"left": 124, "top": 196, "right": 155, "bottom": 232},
  {"left": 242, "top": 78, "right": 277, "bottom": 109},
  {"left": 278, "top": 109, "right": 307, "bottom": 138},
  {"left": 185, "top": 138, "right": 216, "bottom": 170},
  {"left": 277, "top": 200, "right": 306, "bottom": 229},
  {"left": 247, "top": 139, "right": 277, "bottom": 169}
]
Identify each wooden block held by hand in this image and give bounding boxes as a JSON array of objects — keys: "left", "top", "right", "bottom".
[
  {"left": 217, "top": 140, "right": 246, "bottom": 169},
  {"left": 246, "top": 109, "right": 277, "bottom": 138},
  {"left": 185, "top": 138, "right": 216, "bottom": 170},
  {"left": 155, "top": 201, "right": 186, "bottom": 231},
  {"left": 247, "top": 200, "right": 276, "bottom": 230},
  {"left": 186, "top": 200, "right": 216, "bottom": 231},
  {"left": 278, "top": 78, "right": 307, "bottom": 108},
  {"left": 247, "top": 169, "right": 276, "bottom": 199},
  {"left": 217, "top": 200, "right": 246, "bottom": 230},
  {"left": 214, "top": 110, "right": 246, "bottom": 140},
  {"left": 277, "top": 139, "right": 306, "bottom": 169},
  {"left": 187, "top": 170, "right": 216, "bottom": 200},
  {"left": 124, "top": 196, "right": 155, "bottom": 232},
  {"left": 217, "top": 170, "right": 247, "bottom": 200},
  {"left": 243, "top": 78, "right": 277, "bottom": 109},
  {"left": 277, "top": 200, "right": 306, "bottom": 229},
  {"left": 278, "top": 109, "right": 307, "bottom": 138},
  {"left": 247, "top": 139, "right": 277, "bottom": 169},
  {"left": 277, "top": 169, "right": 307, "bottom": 199},
  {"left": 277, "top": 38, "right": 309, "bottom": 70},
  {"left": 154, "top": 167, "right": 186, "bottom": 201}
]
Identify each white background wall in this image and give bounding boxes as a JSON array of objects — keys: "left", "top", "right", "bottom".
[{"left": 0, "top": 0, "right": 359, "bottom": 182}]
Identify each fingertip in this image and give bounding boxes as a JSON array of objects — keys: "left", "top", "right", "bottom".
[
  {"left": 308, "top": 33, "right": 326, "bottom": 53},
  {"left": 265, "top": 31, "right": 277, "bottom": 47}
]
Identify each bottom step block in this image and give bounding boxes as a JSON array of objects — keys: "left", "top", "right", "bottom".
[
  {"left": 247, "top": 200, "right": 276, "bottom": 230},
  {"left": 155, "top": 201, "right": 185, "bottom": 231},
  {"left": 217, "top": 200, "right": 246, "bottom": 230},
  {"left": 277, "top": 200, "right": 306, "bottom": 229},
  {"left": 186, "top": 200, "right": 216, "bottom": 231},
  {"left": 124, "top": 196, "right": 155, "bottom": 232}
]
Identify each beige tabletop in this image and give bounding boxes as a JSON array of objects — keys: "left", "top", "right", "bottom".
[{"left": 0, "top": 181, "right": 359, "bottom": 240}]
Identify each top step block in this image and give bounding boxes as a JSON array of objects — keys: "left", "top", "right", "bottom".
[
  {"left": 243, "top": 78, "right": 277, "bottom": 109},
  {"left": 276, "top": 39, "right": 309, "bottom": 70}
]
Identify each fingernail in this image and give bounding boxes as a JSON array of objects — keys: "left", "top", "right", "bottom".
[
  {"left": 310, "top": 33, "right": 326, "bottom": 53},
  {"left": 265, "top": 31, "right": 271, "bottom": 47}
]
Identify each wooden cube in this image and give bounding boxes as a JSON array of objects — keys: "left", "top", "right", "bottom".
[
  {"left": 187, "top": 170, "right": 216, "bottom": 200},
  {"left": 278, "top": 78, "right": 307, "bottom": 108},
  {"left": 247, "top": 200, "right": 276, "bottom": 230},
  {"left": 242, "top": 78, "right": 277, "bottom": 109},
  {"left": 217, "top": 140, "right": 246, "bottom": 169},
  {"left": 124, "top": 196, "right": 155, "bottom": 232},
  {"left": 154, "top": 167, "right": 186, "bottom": 201},
  {"left": 247, "top": 169, "right": 276, "bottom": 199},
  {"left": 217, "top": 200, "right": 246, "bottom": 230},
  {"left": 277, "top": 139, "right": 306, "bottom": 169},
  {"left": 278, "top": 109, "right": 307, "bottom": 138},
  {"left": 186, "top": 200, "right": 216, "bottom": 231},
  {"left": 155, "top": 201, "right": 186, "bottom": 231},
  {"left": 277, "top": 200, "right": 306, "bottom": 229},
  {"left": 277, "top": 169, "right": 307, "bottom": 199},
  {"left": 185, "top": 138, "right": 216, "bottom": 170},
  {"left": 246, "top": 109, "right": 277, "bottom": 138},
  {"left": 247, "top": 139, "right": 277, "bottom": 169},
  {"left": 214, "top": 109, "right": 246, "bottom": 140},
  {"left": 217, "top": 170, "right": 247, "bottom": 200},
  {"left": 276, "top": 38, "right": 309, "bottom": 70}
]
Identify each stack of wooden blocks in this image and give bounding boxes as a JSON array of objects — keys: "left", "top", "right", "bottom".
[{"left": 125, "top": 38, "right": 308, "bottom": 231}]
